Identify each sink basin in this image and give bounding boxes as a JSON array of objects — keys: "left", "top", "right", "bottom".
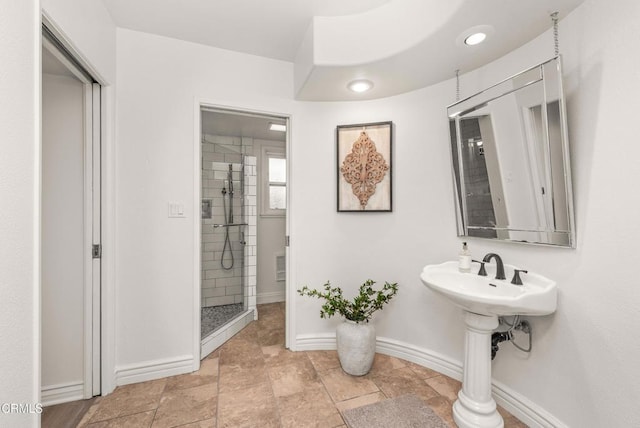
[{"left": 420, "top": 261, "right": 557, "bottom": 316}]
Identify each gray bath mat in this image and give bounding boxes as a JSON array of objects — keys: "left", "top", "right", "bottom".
[{"left": 342, "top": 394, "right": 449, "bottom": 428}]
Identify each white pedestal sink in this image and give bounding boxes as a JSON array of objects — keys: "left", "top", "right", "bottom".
[{"left": 420, "top": 261, "right": 557, "bottom": 428}]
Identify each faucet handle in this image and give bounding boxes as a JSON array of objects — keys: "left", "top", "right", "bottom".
[
  {"left": 511, "top": 269, "right": 528, "bottom": 285},
  {"left": 472, "top": 260, "right": 487, "bottom": 276}
]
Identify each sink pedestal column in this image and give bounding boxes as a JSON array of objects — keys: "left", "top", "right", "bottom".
[{"left": 453, "top": 311, "right": 503, "bottom": 428}]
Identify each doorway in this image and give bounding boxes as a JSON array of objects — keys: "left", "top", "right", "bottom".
[
  {"left": 198, "top": 107, "right": 289, "bottom": 358},
  {"left": 41, "top": 26, "right": 102, "bottom": 405}
]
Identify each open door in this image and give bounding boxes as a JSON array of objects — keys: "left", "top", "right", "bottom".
[{"left": 41, "top": 26, "right": 101, "bottom": 405}]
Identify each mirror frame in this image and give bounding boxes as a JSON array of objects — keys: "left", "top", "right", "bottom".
[{"left": 447, "top": 56, "right": 576, "bottom": 248}]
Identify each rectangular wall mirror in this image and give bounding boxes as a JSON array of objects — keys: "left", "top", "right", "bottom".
[{"left": 447, "top": 56, "right": 575, "bottom": 247}]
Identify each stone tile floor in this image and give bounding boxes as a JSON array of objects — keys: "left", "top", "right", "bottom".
[{"left": 69, "top": 302, "right": 526, "bottom": 427}]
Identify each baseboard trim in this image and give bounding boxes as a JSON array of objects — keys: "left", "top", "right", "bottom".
[
  {"left": 256, "top": 291, "right": 285, "bottom": 304},
  {"left": 115, "top": 355, "right": 194, "bottom": 386},
  {"left": 294, "top": 333, "right": 567, "bottom": 428},
  {"left": 376, "top": 336, "right": 463, "bottom": 381},
  {"left": 492, "top": 380, "right": 568, "bottom": 428},
  {"left": 294, "top": 333, "right": 336, "bottom": 351},
  {"left": 41, "top": 382, "right": 85, "bottom": 407}
]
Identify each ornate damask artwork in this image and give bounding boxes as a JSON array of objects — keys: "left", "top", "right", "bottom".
[
  {"left": 337, "top": 122, "right": 392, "bottom": 212},
  {"left": 340, "top": 131, "right": 389, "bottom": 209}
]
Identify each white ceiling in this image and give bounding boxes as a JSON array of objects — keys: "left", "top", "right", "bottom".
[
  {"left": 101, "top": 0, "right": 390, "bottom": 61},
  {"left": 201, "top": 111, "right": 286, "bottom": 142},
  {"left": 101, "top": 0, "right": 585, "bottom": 101}
]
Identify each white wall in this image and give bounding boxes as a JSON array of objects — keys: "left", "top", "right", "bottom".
[
  {"left": 41, "top": 73, "right": 85, "bottom": 397},
  {"left": 292, "top": 1, "right": 640, "bottom": 426},
  {"left": 254, "top": 139, "right": 286, "bottom": 303},
  {"left": 473, "top": 2, "right": 640, "bottom": 425},
  {"left": 114, "top": 28, "right": 293, "bottom": 373},
  {"left": 291, "top": 80, "right": 467, "bottom": 359},
  {"left": 256, "top": 214, "right": 286, "bottom": 303},
  {"left": 0, "top": 2, "right": 40, "bottom": 426}
]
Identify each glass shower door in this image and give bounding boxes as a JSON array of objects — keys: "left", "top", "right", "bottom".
[{"left": 201, "top": 145, "right": 246, "bottom": 338}]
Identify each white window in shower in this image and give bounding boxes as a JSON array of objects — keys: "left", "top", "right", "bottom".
[{"left": 261, "top": 146, "right": 286, "bottom": 216}]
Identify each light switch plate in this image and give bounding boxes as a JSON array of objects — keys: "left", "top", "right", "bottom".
[{"left": 168, "top": 202, "right": 185, "bottom": 218}]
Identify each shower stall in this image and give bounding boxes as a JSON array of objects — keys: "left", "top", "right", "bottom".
[{"left": 200, "top": 132, "right": 257, "bottom": 347}]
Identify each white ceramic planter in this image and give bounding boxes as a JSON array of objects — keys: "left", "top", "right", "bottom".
[{"left": 336, "top": 320, "right": 376, "bottom": 376}]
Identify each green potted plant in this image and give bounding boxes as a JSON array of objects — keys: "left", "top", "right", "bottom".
[{"left": 298, "top": 279, "right": 398, "bottom": 375}]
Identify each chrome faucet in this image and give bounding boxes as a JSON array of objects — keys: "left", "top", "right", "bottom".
[{"left": 482, "top": 253, "right": 506, "bottom": 280}]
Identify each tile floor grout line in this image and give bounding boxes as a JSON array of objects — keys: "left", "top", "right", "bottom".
[
  {"left": 308, "top": 352, "right": 347, "bottom": 427},
  {"left": 215, "top": 345, "right": 223, "bottom": 428},
  {"left": 148, "top": 376, "right": 169, "bottom": 427},
  {"left": 263, "top": 344, "right": 284, "bottom": 427},
  {"left": 316, "top": 364, "right": 357, "bottom": 426},
  {"left": 86, "top": 406, "right": 161, "bottom": 426},
  {"left": 215, "top": 349, "right": 221, "bottom": 428},
  {"left": 149, "top": 408, "right": 158, "bottom": 428}
]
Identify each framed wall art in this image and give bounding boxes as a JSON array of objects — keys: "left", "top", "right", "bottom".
[{"left": 337, "top": 121, "right": 392, "bottom": 212}]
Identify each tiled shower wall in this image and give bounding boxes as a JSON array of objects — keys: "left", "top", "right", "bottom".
[
  {"left": 243, "top": 156, "right": 257, "bottom": 310},
  {"left": 201, "top": 134, "right": 256, "bottom": 309}
]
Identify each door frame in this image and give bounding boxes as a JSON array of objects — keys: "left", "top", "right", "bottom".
[
  {"left": 88, "top": 82, "right": 102, "bottom": 397},
  {"left": 41, "top": 12, "right": 115, "bottom": 399},
  {"left": 192, "top": 100, "right": 293, "bottom": 368}
]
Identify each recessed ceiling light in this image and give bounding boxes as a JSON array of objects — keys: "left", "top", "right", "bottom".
[
  {"left": 269, "top": 123, "right": 286, "bottom": 132},
  {"left": 464, "top": 32, "right": 486, "bottom": 46},
  {"left": 348, "top": 79, "right": 373, "bottom": 93},
  {"left": 456, "top": 25, "right": 494, "bottom": 48}
]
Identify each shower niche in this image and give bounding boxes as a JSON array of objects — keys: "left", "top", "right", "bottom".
[{"left": 200, "top": 132, "right": 257, "bottom": 349}]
